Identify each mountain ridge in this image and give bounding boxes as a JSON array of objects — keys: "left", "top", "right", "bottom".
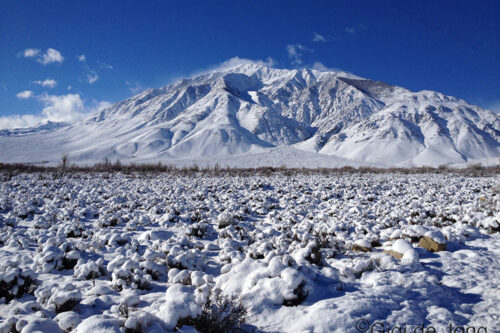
[{"left": 1, "top": 63, "right": 499, "bottom": 167}]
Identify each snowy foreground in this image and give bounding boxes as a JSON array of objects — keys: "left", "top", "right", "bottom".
[{"left": 1, "top": 172, "right": 499, "bottom": 332}]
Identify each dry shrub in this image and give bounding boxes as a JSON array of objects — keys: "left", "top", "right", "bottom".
[{"left": 177, "top": 289, "right": 247, "bottom": 333}]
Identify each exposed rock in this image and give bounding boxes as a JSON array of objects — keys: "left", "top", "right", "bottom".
[
  {"left": 419, "top": 236, "right": 446, "bottom": 252},
  {"left": 383, "top": 239, "right": 414, "bottom": 259},
  {"left": 383, "top": 249, "right": 404, "bottom": 259},
  {"left": 352, "top": 239, "right": 372, "bottom": 252}
]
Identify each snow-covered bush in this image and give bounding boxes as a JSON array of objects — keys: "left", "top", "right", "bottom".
[
  {"left": 186, "top": 222, "right": 209, "bottom": 238},
  {"left": 177, "top": 289, "right": 247, "bottom": 333},
  {"left": 165, "top": 245, "right": 207, "bottom": 271},
  {"left": 217, "top": 257, "right": 310, "bottom": 308},
  {"left": 36, "top": 283, "right": 82, "bottom": 313},
  {"left": 74, "top": 315, "right": 123, "bottom": 333},
  {"left": 217, "top": 212, "right": 235, "bottom": 229},
  {"left": 33, "top": 245, "right": 64, "bottom": 272},
  {"left": 32, "top": 244, "right": 81, "bottom": 272},
  {"left": 0, "top": 266, "right": 37, "bottom": 303},
  {"left": 33, "top": 215, "right": 51, "bottom": 229},
  {"left": 97, "top": 214, "right": 122, "bottom": 228},
  {"left": 121, "top": 311, "right": 159, "bottom": 333},
  {"left": 54, "top": 311, "right": 81, "bottom": 332},
  {"left": 74, "top": 258, "right": 106, "bottom": 280},
  {"left": 62, "top": 224, "right": 87, "bottom": 238},
  {"left": 108, "top": 257, "right": 152, "bottom": 291},
  {"left": 13, "top": 318, "right": 62, "bottom": 333},
  {"left": 62, "top": 250, "right": 81, "bottom": 270},
  {"left": 157, "top": 284, "right": 204, "bottom": 330}
]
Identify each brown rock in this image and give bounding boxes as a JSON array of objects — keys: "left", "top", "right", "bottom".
[
  {"left": 418, "top": 236, "right": 446, "bottom": 252},
  {"left": 352, "top": 244, "right": 372, "bottom": 252},
  {"left": 383, "top": 250, "right": 403, "bottom": 259}
]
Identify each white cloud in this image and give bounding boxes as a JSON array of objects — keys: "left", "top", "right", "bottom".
[
  {"left": 0, "top": 114, "right": 44, "bottom": 130},
  {"left": 38, "top": 93, "right": 85, "bottom": 122},
  {"left": 311, "top": 62, "right": 336, "bottom": 72},
  {"left": 90, "top": 101, "right": 113, "bottom": 113},
  {"left": 41, "top": 48, "right": 64, "bottom": 64},
  {"left": 286, "top": 44, "right": 309, "bottom": 65},
  {"left": 87, "top": 72, "right": 99, "bottom": 84},
  {"left": 203, "top": 56, "right": 275, "bottom": 73},
  {"left": 23, "top": 48, "right": 40, "bottom": 58},
  {"left": 311, "top": 62, "right": 355, "bottom": 77},
  {"left": 16, "top": 90, "right": 34, "bottom": 99},
  {"left": 158, "top": 57, "right": 276, "bottom": 89},
  {"left": 33, "top": 79, "right": 57, "bottom": 88},
  {"left": 0, "top": 93, "right": 84, "bottom": 129},
  {"left": 312, "top": 32, "right": 327, "bottom": 42},
  {"left": 77, "top": 54, "right": 86, "bottom": 62},
  {"left": 0, "top": 93, "right": 111, "bottom": 129},
  {"left": 21, "top": 48, "right": 64, "bottom": 65}
]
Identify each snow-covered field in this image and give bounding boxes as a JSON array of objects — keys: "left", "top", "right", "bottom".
[{"left": 1, "top": 172, "right": 499, "bottom": 332}]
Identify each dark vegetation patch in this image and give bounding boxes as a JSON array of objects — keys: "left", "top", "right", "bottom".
[
  {"left": 0, "top": 269, "right": 37, "bottom": 303},
  {"left": 177, "top": 289, "right": 247, "bottom": 333},
  {"left": 1, "top": 159, "right": 499, "bottom": 178}
]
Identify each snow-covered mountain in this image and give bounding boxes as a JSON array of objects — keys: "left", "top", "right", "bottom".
[{"left": 1, "top": 63, "right": 500, "bottom": 167}]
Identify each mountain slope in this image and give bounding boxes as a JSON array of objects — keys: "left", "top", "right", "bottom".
[{"left": 1, "top": 63, "right": 499, "bottom": 167}]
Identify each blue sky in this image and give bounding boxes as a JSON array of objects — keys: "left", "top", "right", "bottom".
[{"left": 1, "top": 0, "right": 499, "bottom": 128}]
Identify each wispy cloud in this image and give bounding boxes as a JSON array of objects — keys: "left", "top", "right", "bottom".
[
  {"left": 204, "top": 56, "right": 275, "bottom": 73},
  {"left": 311, "top": 62, "right": 334, "bottom": 72},
  {"left": 23, "top": 48, "right": 40, "bottom": 58},
  {"left": 0, "top": 93, "right": 111, "bottom": 129},
  {"left": 89, "top": 101, "right": 113, "bottom": 113},
  {"left": 98, "top": 61, "right": 113, "bottom": 70},
  {"left": 312, "top": 62, "right": 343, "bottom": 72},
  {"left": 16, "top": 90, "right": 34, "bottom": 99},
  {"left": 312, "top": 32, "right": 327, "bottom": 42},
  {"left": 286, "top": 44, "right": 311, "bottom": 65},
  {"left": 126, "top": 81, "right": 145, "bottom": 94},
  {"left": 167, "top": 57, "right": 276, "bottom": 85},
  {"left": 33, "top": 79, "right": 57, "bottom": 88},
  {"left": 21, "top": 48, "right": 64, "bottom": 65},
  {"left": 345, "top": 27, "right": 356, "bottom": 35},
  {"left": 344, "top": 24, "right": 367, "bottom": 36},
  {"left": 78, "top": 55, "right": 106, "bottom": 84},
  {"left": 311, "top": 62, "right": 356, "bottom": 78},
  {"left": 87, "top": 72, "right": 99, "bottom": 84}
]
